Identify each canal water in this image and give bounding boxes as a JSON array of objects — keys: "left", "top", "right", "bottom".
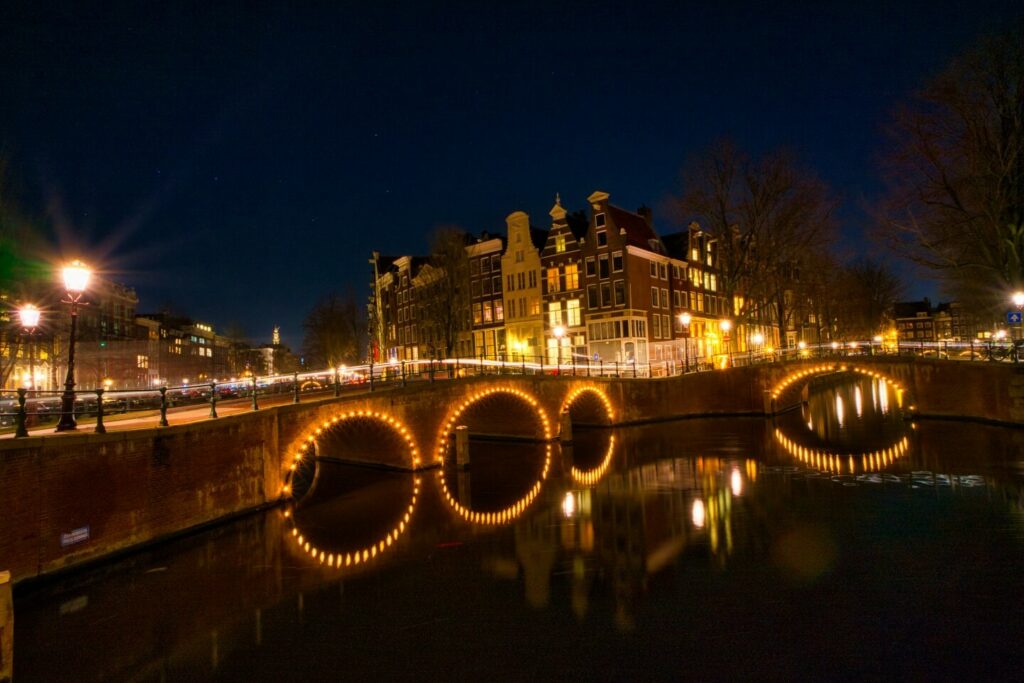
[{"left": 13, "top": 376, "right": 1024, "bottom": 680}]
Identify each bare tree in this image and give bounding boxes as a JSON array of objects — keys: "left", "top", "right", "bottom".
[
  {"left": 680, "top": 141, "right": 837, "bottom": 341},
  {"left": 832, "top": 258, "right": 905, "bottom": 339},
  {"left": 418, "top": 226, "right": 470, "bottom": 358},
  {"left": 301, "top": 293, "right": 365, "bottom": 368},
  {"left": 875, "top": 27, "right": 1024, "bottom": 316}
]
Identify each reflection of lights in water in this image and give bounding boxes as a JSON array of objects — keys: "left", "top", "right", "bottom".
[
  {"left": 807, "top": 418, "right": 813, "bottom": 431},
  {"left": 774, "top": 428, "right": 910, "bottom": 474},
  {"left": 560, "top": 385, "right": 616, "bottom": 422},
  {"left": 879, "top": 380, "right": 889, "bottom": 414},
  {"left": 285, "top": 477, "right": 420, "bottom": 571},
  {"left": 438, "top": 445, "right": 552, "bottom": 525},
  {"left": 730, "top": 468, "right": 743, "bottom": 497},
  {"left": 871, "top": 380, "right": 878, "bottom": 410},
  {"left": 835, "top": 393, "right": 845, "bottom": 427},
  {"left": 570, "top": 435, "right": 616, "bottom": 486},
  {"left": 434, "top": 386, "right": 554, "bottom": 525},
  {"left": 854, "top": 385, "right": 863, "bottom": 417},
  {"left": 562, "top": 491, "right": 576, "bottom": 518},
  {"left": 691, "top": 499, "right": 706, "bottom": 528}
]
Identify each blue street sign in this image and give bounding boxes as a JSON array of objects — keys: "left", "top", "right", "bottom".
[{"left": 1007, "top": 311, "right": 1022, "bottom": 324}]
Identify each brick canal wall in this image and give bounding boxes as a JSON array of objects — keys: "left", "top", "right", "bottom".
[{"left": 2, "top": 358, "right": 1021, "bottom": 585}]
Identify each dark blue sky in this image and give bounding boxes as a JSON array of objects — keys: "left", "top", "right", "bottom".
[{"left": 2, "top": 1, "right": 1021, "bottom": 347}]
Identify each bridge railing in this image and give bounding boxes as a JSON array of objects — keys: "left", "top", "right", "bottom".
[{"left": 4, "top": 338, "right": 1019, "bottom": 437}]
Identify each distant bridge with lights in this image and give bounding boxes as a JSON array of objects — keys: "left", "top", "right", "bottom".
[{"left": 1, "top": 352, "right": 1022, "bottom": 585}]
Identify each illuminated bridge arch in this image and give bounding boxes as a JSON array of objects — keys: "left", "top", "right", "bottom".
[
  {"left": 770, "top": 363, "right": 910, "bottom": 404},
  {"left": 435, "top": 386, "right": 554, "bottom": 525},
  {"left": 434, "top": 386, "right": 552, "bottom": 460},
  {"left": 281, "top": 409, "right": 422, "bottom": 499},
  {"left": 560, "top": 385, "right": 616, "bottom": 426}
]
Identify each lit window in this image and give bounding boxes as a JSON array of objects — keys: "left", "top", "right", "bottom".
[
  {"left": 555, "top": 234, "right": 566, "bottom": 253},
  {"left": 548, "top": 301, "right": 563, "bottom": 326},
  {"left": 567, "top": 299, "right": 581, "bottom": 326},
  {"left": 565, "top": 263, "right": 579, "bottom": 290},
  {"left": 547, "top": 267, "right": 560, "bottom": 293}
]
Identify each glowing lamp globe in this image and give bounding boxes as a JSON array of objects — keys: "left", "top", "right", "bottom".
[
  {"left": 18, "top": 304, "right": 41, "bottom": 329},
  {"left": 1013, "top": 291, "right": 1024, "bottom": 308},
  {"left": 62, "top": 260, "right": 91, "bottom": 294},
  {"left": 721, "top": 320, "right": 732, "bottom": 333},
  {"left": 553, "top": 325, "right": 566, "bottom": 339},
  {"left": 679, "top": 312, "right": 691, "bottom": 326}
]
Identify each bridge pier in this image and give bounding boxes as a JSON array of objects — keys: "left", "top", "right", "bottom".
[
  {"left": 559, "top": 410, "right": 573, "bottom": 444},
  {"left": 456, "top": 425, "right": 470, "bottom": 469},
  {"left": 1, "top": 570, "right": 12, "bottom": 683}
]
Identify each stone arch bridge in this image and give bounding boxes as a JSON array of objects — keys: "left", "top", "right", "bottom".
[{"left": 3, "top": 356, "right": 1021, "bottom": 584}]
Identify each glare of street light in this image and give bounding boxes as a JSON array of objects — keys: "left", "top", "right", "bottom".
[
  {"left": 62, "top": 260, "right": 92, "bottom": 294},
  {"left": 994, "top": 330, "right": 1007, "bottom": 340},
  {"left": 553, "top": 325, "right": 566, "bottom": 339},
  {"left": 720, "top": 319, "right": 732, "bottom": 333},
  {"left": 798, "top": 340, "right": 807, "bottom": 350},
  {"left": 873, "top": 335, "right": 883, "bottom": 343},
  {"left": 751, "top": 332, "right": 764, "bottom": 345},
  {"left": 18, "top": 303, "right": 40, "bottom": 329},
  {"left": 1013, "top": 291, "right": 1024, "bottom": 308},
  {"left": 831, "top": 341, "right": 840, "bottom": 349},
  {"left": 679, "top": 312, "right": 691, "bottom": 326}
]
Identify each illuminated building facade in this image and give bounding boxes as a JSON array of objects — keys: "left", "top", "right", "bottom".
[{"left": 501, "top": 211, "right": 546, "bottom": 362}]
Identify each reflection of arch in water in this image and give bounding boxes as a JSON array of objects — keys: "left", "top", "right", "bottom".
[
  {"left": 560, "top": 385, "right": 616, "bottom": 424},
  {"left": 438, "top": 445, "right": 552, "bottom": 525},
  {"left": 283, "top": 476, "right": 420, "bottom": 570},
  {"left": 300, "top": 379, "right": 324, "bottom": 392},
  {"left": 281, "top": 409, "right": 422, "bottom": 498},
  {"left": 571, "top": 434, "right": 617, "bottom": 487},
  {"left": 434, "top": 387, "right": 555, "bottom": 525},
  {"left": 770, "top": 364, "right": 908, "bottom": 404},
  {"left": 773, "top": 427, "right": 910, "bottom": 475}
]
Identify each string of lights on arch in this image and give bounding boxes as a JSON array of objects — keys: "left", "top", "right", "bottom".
[
  {"left": 559, "top": 385, "right": 616, "bottom": 422},
  {"left": 280, "top": 409, "right": 422, "bottom": 570},
  {"left": 770, "top": 364, "right": 908, "bottom": 402},
  {"left": 436, "top": 386, "right": 553, "bottom": 525}
]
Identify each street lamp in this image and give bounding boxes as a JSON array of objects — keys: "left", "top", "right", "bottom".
[
  {"left": 1012, "top": 291, "right": 1024, "bottom": 340},
  {"left": 56, "top": 260, "right": 91, "bottom": 432},
  {"left": 553, "top": 324, "right": 566, "bottom": 371},
  {"left": 17, "top": 304, "right": 41, "bottom": 391},
  {"left": 678, "top": 312, "right": 692, "bottom": 373},
  {"left": 720, "top": 319, "right": 732, "bottom": 365},
  {"left": 750, "top": 331, "right": 764, "bottom": 364}
]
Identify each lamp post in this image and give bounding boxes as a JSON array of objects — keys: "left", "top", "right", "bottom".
[
  {"left": 679, "top": 312, "right": 691, "bottom": 373},
  {"left": 56, "top": 260, "right": 91, "bottom": 432},
  {"left": 553, "top": 324, "right": 566, "bottom": 374},
  {"left": 750, "top": 332, "right": 764, "bottom": 364},
  {"left": 721, "top": 319, "right": 732, "bottom": 366},
  {"left": 17, "top": 304, "right": 41, "bottom": 393},
  {"left": 1012, "top": 291, "right": 1024, "bottom": 341}
]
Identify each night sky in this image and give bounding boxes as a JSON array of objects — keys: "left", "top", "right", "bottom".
[{"left": 2, "top": 1, "right": 1021, "bottom": 347}]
